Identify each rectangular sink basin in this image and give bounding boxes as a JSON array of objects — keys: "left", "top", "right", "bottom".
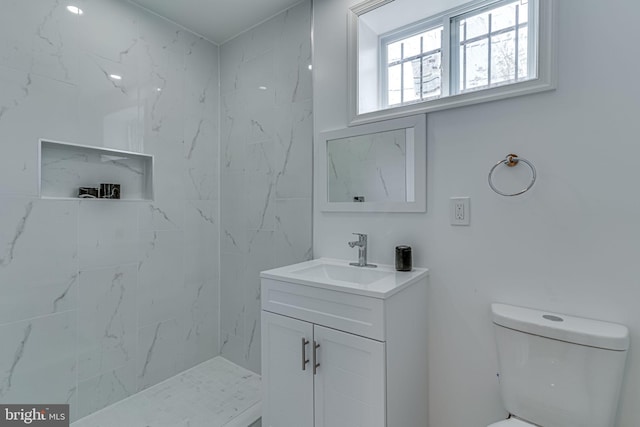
[
  {"left": 260, "top": 258, "right": 428, "bottom": 299},
  {"left": 291, "top": 263, "right": 391, "bottom": 285}
]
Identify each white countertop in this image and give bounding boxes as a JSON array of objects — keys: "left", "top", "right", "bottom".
[{"left": 260, "top": 257, "right": 429, "bottom": 299}]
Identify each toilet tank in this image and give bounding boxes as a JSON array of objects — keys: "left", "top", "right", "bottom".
[{"left": 492, "top": 303, "right": 629, "bottom": 427}]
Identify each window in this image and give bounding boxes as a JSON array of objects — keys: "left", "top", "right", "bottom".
[
  {"left": 453, "top": 0, "right": 535, "bottom": 93},
  {"left": 383, "top": 25, "right": 444, "bottom": 106},
  {"left": 350, "top": 0, "right": 554, "bottom": 123},
  {"left": 381, "top": 0, "right": 537, "bottom": 108}
]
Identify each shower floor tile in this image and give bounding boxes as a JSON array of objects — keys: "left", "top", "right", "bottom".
[{"left": 71, "top": 357, "right": 261, "bottom": 427}]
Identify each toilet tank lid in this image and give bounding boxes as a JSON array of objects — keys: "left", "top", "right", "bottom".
[{"left": 492, "top": 303, "right": 629, "bottom": 351}]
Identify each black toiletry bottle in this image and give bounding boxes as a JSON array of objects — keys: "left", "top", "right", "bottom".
[{"left": 395, "top": 246, "right": 412, "bottom": 271}]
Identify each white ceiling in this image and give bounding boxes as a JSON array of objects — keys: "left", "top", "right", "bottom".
[{"left": 129, "top": 0, "right": 304, "bottom": 45}]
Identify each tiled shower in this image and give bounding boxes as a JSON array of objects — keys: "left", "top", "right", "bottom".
[
  {"left": 219, "top": 2, "right": 313, "bottom": 373},
  {"left": 0, "top": 0, "right": 311, "bottom": 423}
]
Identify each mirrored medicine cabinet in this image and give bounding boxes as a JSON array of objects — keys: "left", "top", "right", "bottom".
[{"left": 317, "top": 114, "right": 426, "bottom": 213}]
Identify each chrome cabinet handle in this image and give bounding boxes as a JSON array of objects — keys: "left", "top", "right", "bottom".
[
  {"left": 301, "top": 338, "right": 309, "bottom": 371},
  {"left": 313, "top": 341, "right": 320, "bottom": 375}
]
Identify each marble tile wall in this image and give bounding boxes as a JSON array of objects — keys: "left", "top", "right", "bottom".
[
  {"left": 0, "top": 0, "right": 219, "bottom": 421},
  {"left": 219, "top": 0, "right": 313, "bottom": 373}
]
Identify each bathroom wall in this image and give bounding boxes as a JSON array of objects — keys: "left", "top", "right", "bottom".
[
  {"left": 219, "top": 0, "right": 313, "bottom": 373},
  {"left": 314, "top": 1, "right": 640, "bottom": 426},
  {"left": 0, "top": 0, "right": 219, "bottom": 421}
]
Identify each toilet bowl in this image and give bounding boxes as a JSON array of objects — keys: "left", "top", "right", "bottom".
[{"left": 488, "top": 303, "right": 629, "bottom": 427}]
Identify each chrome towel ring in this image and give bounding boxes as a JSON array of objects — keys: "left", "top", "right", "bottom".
[{"left": 488, "top": 154, "right": 536, "bottom": 197}]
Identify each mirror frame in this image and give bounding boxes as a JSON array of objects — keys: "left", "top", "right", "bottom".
[
  {"left": 317, "top": 114, "right": 426, "bottom": 213},
  {"left": 347, "top": 0, "right": 557, "bottom": 125}
]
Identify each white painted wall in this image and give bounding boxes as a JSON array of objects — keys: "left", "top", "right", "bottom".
[{"left": 313, "top": 1, "right": 640, "bottom": 426}]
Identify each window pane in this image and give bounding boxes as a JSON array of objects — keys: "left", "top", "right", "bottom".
[
  {"left": 520, "top": 2, "right": 529, "bottom": 23},
  {"left": 421, "top": 27, "right": 442, "bottom": 52},
  {"left": 421, "top": 53, "right": 442, "bottom": 98},
  {"left": 402, "top": 34, "right": 422, "bottom": 59},
  {"left": 461, "top": 11, "right": 490, "bottom": 40},
  {"left": 403, "top": 62, "right": 419, "bottom": 103},
  {"left": 463, "top": 38, "right": 488, "bottom": 91},
  {"left": 459, "top": 45, "right": 464, "bottom": 90},
  {"left": 491, "top": 31, "right": 516, "bottom": 85},
  {"left": 517, "top": 27, "right": 529, "bottom": 80},
  {"left": 388, "top": 64, "right": 402, "bottom": 105},
  {"left": 491, "top": 2, "right": 517, "bottom": 32},
  {"left": 388, "top": 41, "right": 402, "bottom": 64}
]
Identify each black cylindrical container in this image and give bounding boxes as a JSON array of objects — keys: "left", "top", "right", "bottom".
[{"left": 395, "top": 246, "right": 412, "bottom": 271}]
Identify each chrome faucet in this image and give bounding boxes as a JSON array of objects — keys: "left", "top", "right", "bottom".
[{"left": 348, "top": 233, "right": 377, "bottom": 268}]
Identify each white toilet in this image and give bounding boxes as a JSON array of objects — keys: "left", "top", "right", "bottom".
[{"left": 489, "top": 303, "right": 629, "bottom": 427}]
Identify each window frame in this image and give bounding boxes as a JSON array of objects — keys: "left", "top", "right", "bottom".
[{"left": 347, "top": 0, "right": 556, "bottom": 125}]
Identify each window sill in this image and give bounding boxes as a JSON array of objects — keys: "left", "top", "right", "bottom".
[{"left": 349, "top": 76, "right": 556, "bottom": 126}]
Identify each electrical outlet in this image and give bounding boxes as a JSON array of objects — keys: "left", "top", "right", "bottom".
[{"left": 450, "top": 197, "right": 470, "bottom": 226}]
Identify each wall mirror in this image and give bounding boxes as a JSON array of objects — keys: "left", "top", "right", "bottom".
[
  {"left": 348, "top": 0, "right": 556, "bottom": 125},
  {"left": 317, "top": 114, "right": 426, "bottom": 212}
]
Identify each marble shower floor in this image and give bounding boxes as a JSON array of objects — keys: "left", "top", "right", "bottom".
[{"left": 71, "top": 357, "right": 261, "bottom": 427}]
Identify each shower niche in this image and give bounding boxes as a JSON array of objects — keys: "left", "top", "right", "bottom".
[{"left": 39, "top": 139, "right": 154, "bottom": 201}]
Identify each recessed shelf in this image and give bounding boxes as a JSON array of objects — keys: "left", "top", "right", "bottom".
[{"left": 39, "top": 139, "right": 154, "bottom": 201}]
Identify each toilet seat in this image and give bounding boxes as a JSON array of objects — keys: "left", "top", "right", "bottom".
[{"left": 487, "top": 418, "right": 536, "bottom": 427}]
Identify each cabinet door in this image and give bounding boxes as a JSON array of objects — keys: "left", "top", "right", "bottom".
[
  {"left": 313, "top": 325, "right": 386, "bottom": 427},
  {"left": 262, "top": 311, "right": 314, "bottom": 427}
]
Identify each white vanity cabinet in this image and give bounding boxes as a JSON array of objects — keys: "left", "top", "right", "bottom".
[
  {"left": 260, "top": 258, "right": 429, "bottom": 427},
  {"left": 262, "top": 311, "right": 385, "bottom": 427},
  {"left": 262, "top": 312, "right": 315, "bottom": 427}
]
